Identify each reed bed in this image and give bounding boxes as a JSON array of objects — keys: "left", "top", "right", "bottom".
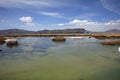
[
  {"left": 52, "top": 37, "right": 66, "bottom": 42},
  {"left": 101, "top": 39, "right": 120, "bottom": 45},
  {"left": 0, "top": 35, "right": 5, "bottom": 43}
]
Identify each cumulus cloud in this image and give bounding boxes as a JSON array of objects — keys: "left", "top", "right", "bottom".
[
  {"left": 69, "top": 19, "right": 101, "bottom": 27},
  {"left": 56, "top": 19, "right": 120, "bottom": 31},
  {"left": 19, "top": 16, "right": 32, "bottom": 23},
  {"left": 19, "top": 16, "right": 36, "bottom": 27}
]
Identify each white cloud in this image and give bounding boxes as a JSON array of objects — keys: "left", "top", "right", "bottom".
[
  {"left": 26, "top": 22, "right": 35, "bottom": 26},
  {"left": 69, "top": 19, "right": 100, "bottom": 26},
  {"left": 57, "top": 23, "right": 65, "bottom": 26},
  {"left": 0, "top": 0, "right": 52, "bottom": 8},
  {"left": 0, "top": 0, "right": 71, "bottom": 9},
  {"left": 19, "top": 16, "right": 36, "bottom": 27},
  {"left": 37, "top": 11, "right": 65, "bottom": 18},
  {"left": 73, "top": 13, "right": 98, "bottom": 20},
  {"left": 101, "top": 0, "right": 120, "bottom": 15},
  {"left": 19, "top": 16, "right": 33, "bottom": 23},
  {"left": 56, "top": 19, "right": 120, "bottom": 31}
]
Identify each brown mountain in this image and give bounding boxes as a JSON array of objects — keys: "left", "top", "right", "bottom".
[
  {"left": 0, "top": 29, "right": 35, "bottom": 34},
  {"left": 105, "top": 29, "right": 120, "bottom": 33},
  {"left": 36, "top": 28, "right": 89, "bottom": 34},
  {"left": 0, "top": 28, "right": 90, "bottom": 34}
]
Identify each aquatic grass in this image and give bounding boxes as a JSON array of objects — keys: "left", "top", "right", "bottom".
[
  {"left": 101, "top": 39, "right": 120, "bottom": 45},
  {"left": 52, "top": 37, "right": 66, "bottom": 42},
  {"left": 0, "top": 35, "right": 5, "bottom": 44}
]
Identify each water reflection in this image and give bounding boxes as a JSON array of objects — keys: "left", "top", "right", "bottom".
[
  {"left": 6, "top": 42, "right": 19, "bottom": 48},
  {"left": 118, "top": 47, "right": 120, "bottom": 52},
  {"left": 51, "top": 40, "right": 66, "bottom": 44},
  {"left": 0, "top": 37, "right": 120, "bottom": 80},
  {"left": 0, "top": 41, "right": 5, "bottom": 45},
  {"left": 0, "top": 40, "right": 19, "bottom": 48},
  {"left": 0, "top": 37, "right": 120, "bottom": 59}
]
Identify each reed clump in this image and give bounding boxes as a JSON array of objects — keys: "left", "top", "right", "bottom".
[
  {"left": 0, "top": 35, "right": 5, "bottom": 43},
  {"left": 52, "top": 37, "right": 66, "bottom": 42},
  {"left": 101, "top": 39, "right": 120, "bottom": 45},
  {"left": 6, "top": 41, "right": 19, "bottom": 48}
]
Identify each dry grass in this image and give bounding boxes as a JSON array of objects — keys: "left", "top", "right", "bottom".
[
  {"left": 101, "top": 39, "right": 120, "bottom": 45},
  {"left": 0, "top": 35, "right": 5, "bottom": 43},
  {"left": 52, "top": 37, "right": 66, "bottom": 42},
  {"left": 91, "top": 33, "right": 120, "bottom": 39},
  {"left": 4, "top": 34, "right": 90, "bottom": 37},
  {"left": 2, "top": 33, "right": 120, "bottom": 40},
  {"left": 6, "top": 41, "right": 19, "bottom": 48}
]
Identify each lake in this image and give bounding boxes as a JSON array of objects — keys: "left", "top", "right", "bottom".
[{"left": 0, "top": 37, "right": 120, "bottom": 80}]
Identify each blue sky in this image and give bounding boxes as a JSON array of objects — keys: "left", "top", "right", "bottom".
[{"left": 0, "top": 0, "right": 120, "bottom": 31}]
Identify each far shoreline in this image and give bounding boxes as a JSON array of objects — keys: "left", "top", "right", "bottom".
[{"left": 2, "top": 33, "right": 120, "bottom": 38}]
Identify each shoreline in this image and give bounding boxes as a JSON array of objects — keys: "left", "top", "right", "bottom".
[{"left": 3, "top": 33, "right": 120, "bottom": 38}]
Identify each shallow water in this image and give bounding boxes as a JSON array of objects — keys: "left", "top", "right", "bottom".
[{"left": 0, "top": 37, "right": 120, "bottom": 80}]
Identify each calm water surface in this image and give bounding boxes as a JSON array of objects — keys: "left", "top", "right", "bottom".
[{"left": 0, "top": 37, "right": 120, "bottom": 80}]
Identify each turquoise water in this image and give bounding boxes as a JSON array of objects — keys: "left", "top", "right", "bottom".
[{"left": 0, "top": 37, "right": 120, "bottom": 80}]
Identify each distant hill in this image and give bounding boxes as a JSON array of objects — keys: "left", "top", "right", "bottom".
[
  {"left": 1, "top": 28, "right": 120, "bottom": 35},
  {"left": 105, "top": 29, "right": 120, "bottom": 33},
  {"left": 0, "top": 29, "right": 35, "bottom": 34},
  {"left": 0, "top": 28, "right": 90, "bottom": 34},
  {"left": 36, "top": 28, "right": 89, "bottom": 34}
]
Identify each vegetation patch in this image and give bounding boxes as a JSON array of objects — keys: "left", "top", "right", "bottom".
[
  {"left": 0, "top": 35, "right": 5, "bottom": 44},
  {"left": 52, "top": 37, "right": 66, "bottom": 42},
  {"left": 6, "top": 41, "right": 19, "bottom": 48},
  {"left": 101, "top": 39, "right": 120, "bottom": 45}
]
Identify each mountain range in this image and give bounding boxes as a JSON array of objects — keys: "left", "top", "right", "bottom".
[
  {"left": 105, "top": 29, "right": 120, "bottom": 33},
  {"left": 0, "top": 28, "right": 119, "bottom": 34},
  {"left": 0, "top": 29, "right": 35, "bottom": 34},
  {"left": 0, "top": 28, "right": 89, "bottom": 34}
]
